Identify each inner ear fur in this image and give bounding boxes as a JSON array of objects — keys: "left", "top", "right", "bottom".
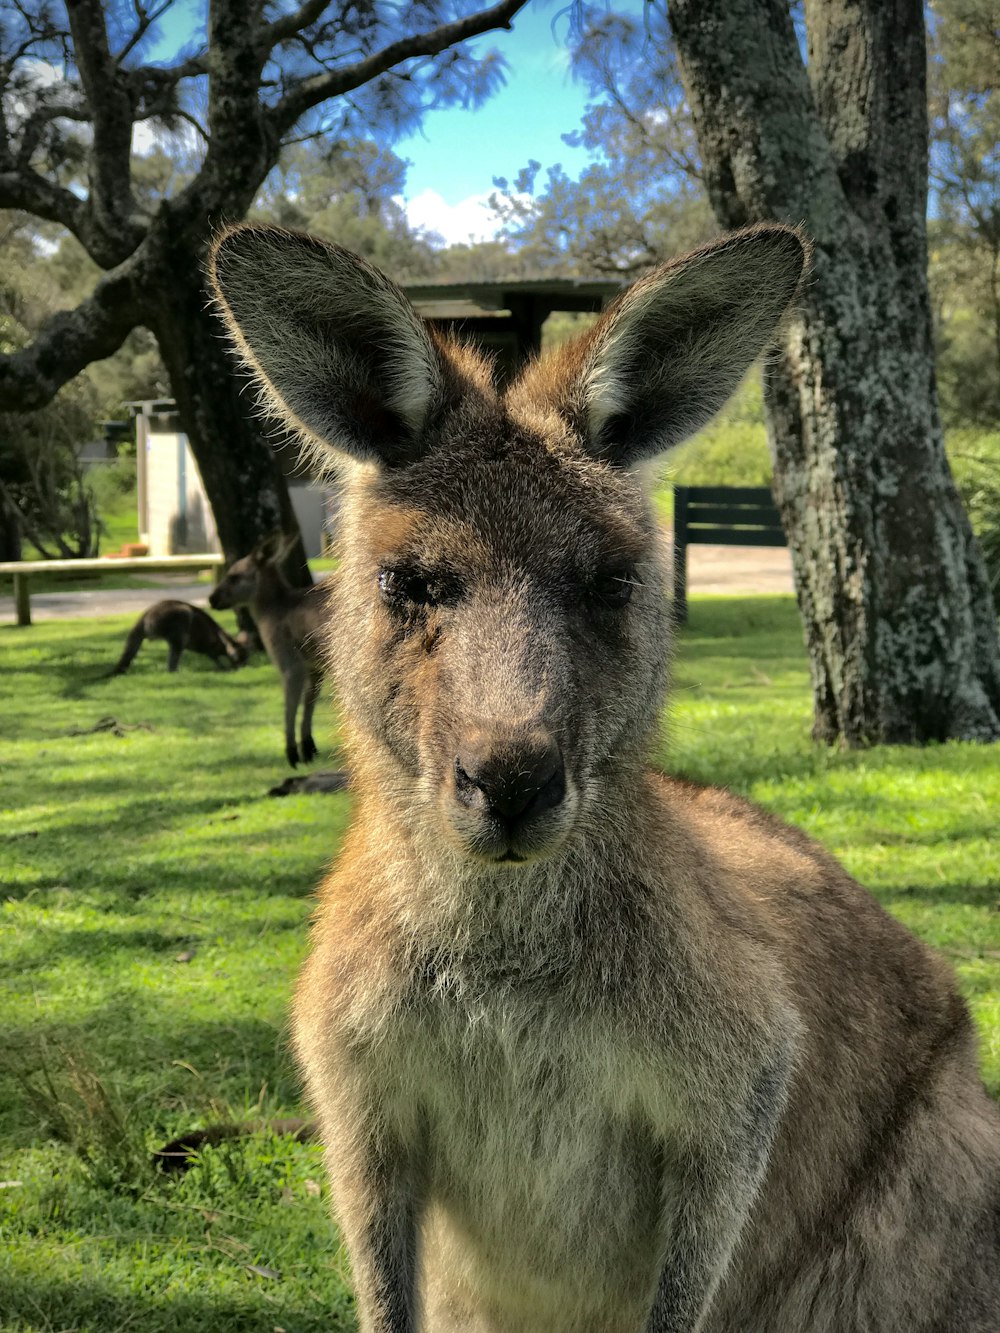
[
  {"left": 514, "top": 224, "right": 809, "bottom": 467},
  {"left": 208, "top": 225, "right": 447, "bottom": 469},
  {"left": 252, "top": 529, "right": 296, "bottom": 567}
]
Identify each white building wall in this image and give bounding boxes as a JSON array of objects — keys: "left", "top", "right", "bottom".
[
  {"left": 288, "top": 481, "right": 326, "bottom": 560},
  {"left": 143, "top": 428, "right": 220, "bottom": 556}
]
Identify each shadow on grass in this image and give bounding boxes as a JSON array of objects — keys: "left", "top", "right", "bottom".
[
  {"left": 0, "top": 1011, "right": 306, "bottom": 1146},
  {"left": 0, "top": 927, "right": 200, "bottom": 978},
  {"left": 0, "top": 1273, "right": 352, "bottom": 1333},
  {"left": 2, "top": 848, "right": 327, "bottom": 904},
  {"left": 2, "top": 904, "right": 310, "bottom": 976}
]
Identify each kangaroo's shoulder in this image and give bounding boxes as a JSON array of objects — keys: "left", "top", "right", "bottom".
[
  {"left": 651, "top": 771, "right": 833, "bottom": 869},
  {"left": 646, "top": 770, "right": 953, "bottom": 997}
]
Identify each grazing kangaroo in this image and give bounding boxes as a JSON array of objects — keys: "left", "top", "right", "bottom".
[
  {"left": 210, "top": 224, "right": 1000, "bottom": 1333},
  {"left": 209, "top": 535, "right": 328, "bottom": 766},
  {"left": 111, "top": 599, "right": 246, "bottom": 674}
]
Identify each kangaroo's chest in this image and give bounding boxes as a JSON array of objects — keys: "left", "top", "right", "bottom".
[{"left": 383, "top": 981, "right": 670, "bottom": 1326}]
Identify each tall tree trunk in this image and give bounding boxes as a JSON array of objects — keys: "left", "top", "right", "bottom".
[
  {"left": 147, "top": 245, "right": 311, "bottom": 587},
  {"left": 669, "top": 0, "right": 1000, "bottom": 744},
  {"left": 0, "top": 495, "right": 21, "bottom": 562}
]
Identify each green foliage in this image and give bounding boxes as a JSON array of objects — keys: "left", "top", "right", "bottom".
[
  {"left": 0, "top": 377, "right": 102, "bottom": 559},
  {"left": 491, "top": 6, "right": 713, "bottom": 275},
  {"left": 666, "top": 374, "right": 771, "bottom": 487},
  {"left": 0, "top": 214, "right": 151, "bottom": 558},
  {"left": 253, "top": 140, "right": 437, "bottom": 281},
  {"left": 0, "top": 601, "right": 996, "bottom": 1328},
  {"left": 948, "top": 429, "right": 1000, "bottom": 598},
  {"left": 927, "top": 0, "right": 1000, "bottom": 427},
  {"left": 24, "top": 227, "right": 169, "bottom": 417},
  {"left": 83, "top": 457, "right": 140, "bottom": 555}
]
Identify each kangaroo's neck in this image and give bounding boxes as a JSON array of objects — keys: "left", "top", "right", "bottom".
[{"left": 252, "top": 563, "right": 297, "bottom": 619}]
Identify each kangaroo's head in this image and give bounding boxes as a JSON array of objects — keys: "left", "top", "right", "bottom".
[
  {"left": 209, "top": 532, "right": 289, "bottom": 612},
  {"left": 210, "top": 225, "right": 805, "bottom": 866}
]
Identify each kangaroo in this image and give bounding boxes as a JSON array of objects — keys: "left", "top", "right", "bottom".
[
  {"left": 111, "top": 599, "right": 247, "bottom": 675},
  {"left": 209, "top": 535, "right": 328, "bottom": 766},
  {"left": 210, "top": 224, "right": 1000, "bottom": 1333}
]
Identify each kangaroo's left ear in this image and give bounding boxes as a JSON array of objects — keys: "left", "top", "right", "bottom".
[
  {"left": 517, "top": 225, "right": 808, "bottom": 467},
  {"left": 209, "top": 225, "right": 445, "bottom": 470}
]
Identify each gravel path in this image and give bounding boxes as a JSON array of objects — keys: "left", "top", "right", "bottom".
[
  {"left": 0, "top": 547, "right": 795, "bottom": 625},
  {"left": 0, "top": 576, "right": 213, "bottom": 626}
]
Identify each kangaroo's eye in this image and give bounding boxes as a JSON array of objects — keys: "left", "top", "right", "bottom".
[
  {"left": 379, "top": 568, "right": 458, "bottom": 611},
  {"left": 591, "top": 567, "right": 637, "bottom": 609}
]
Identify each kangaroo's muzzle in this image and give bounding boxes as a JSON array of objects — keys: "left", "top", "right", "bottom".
[{"left": 448, "top": 727, "right": 570, "bottom": 863}]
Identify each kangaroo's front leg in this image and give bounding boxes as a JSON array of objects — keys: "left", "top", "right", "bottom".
[
  {"left": 647, "top": 1058, "right": 792, "bottom": 1333},
  {"left": 323, "top": 1110, "right": 423, "bottom": 1333}
]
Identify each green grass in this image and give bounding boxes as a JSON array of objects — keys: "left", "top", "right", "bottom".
[
  {"left": 1, "top": 597, "right": 998, "bottom": 1331},
  {"left": 92, "top": 467, "right": 140, "bottom": 553}
]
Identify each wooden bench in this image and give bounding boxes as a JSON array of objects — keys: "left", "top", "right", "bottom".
[
  {"left": 0, "top": 554, "right": 226, "bottom": 626},
  {"left": 672, "top": 485, "right": 787, "bottom": 624}
]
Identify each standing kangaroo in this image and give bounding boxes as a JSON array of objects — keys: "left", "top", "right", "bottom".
[
  {"left": 211, "top": 224, "right": 1000, "bottom": 1333},
  {"left": 111, "top": 599, "right": 247, "bottom": 674},
  {"left": 209, "top": 535, "right": 328, "bottom": 766}
]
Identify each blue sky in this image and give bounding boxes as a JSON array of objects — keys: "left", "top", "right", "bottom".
[{"left": 395, "top": 3, "right": 602, "bottom": 242}]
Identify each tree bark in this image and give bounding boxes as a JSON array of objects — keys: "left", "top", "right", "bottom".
[
  {"left": 669, "top": 0, "right": 1000, "bottom": 744},
  {"left": 0, "top": 496, "right": 21, "bottom": 562}
]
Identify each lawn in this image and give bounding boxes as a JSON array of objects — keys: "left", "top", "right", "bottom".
[{"left": 1, "top": 596, "right": 998, "bottom": 1332}]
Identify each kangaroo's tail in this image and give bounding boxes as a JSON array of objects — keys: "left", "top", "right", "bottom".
[{"left": 110, "top": 617, "right": 146, "bottom": 675}]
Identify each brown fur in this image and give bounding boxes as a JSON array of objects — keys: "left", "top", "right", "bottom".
[
  {"left": 110, "top": 599, "right": 246, "bottom": 675},
  {"left": 209, "top": 536, "right": 329, "bottom": 766},
  {"left": 210, "top": 224, "right": 1000, "bottom": 1332}
]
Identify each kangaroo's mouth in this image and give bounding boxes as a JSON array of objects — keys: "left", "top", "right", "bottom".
[{"left": 443, "top": 781, "right": 578, "bottom": 868}]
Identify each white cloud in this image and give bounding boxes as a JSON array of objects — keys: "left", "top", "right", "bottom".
[
  {"left": 402, "top": 188, "right": 504, "bottom": 246},
  {"left": 131, "top": 120, "right": 159, "bottom": 154},
  {"left": 131, "top": 117, "right": 201, "bottom": 159}
]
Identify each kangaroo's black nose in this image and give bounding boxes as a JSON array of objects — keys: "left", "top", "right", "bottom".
[{"left": 454, "top": 731, "right": 565, "bottom": 824}]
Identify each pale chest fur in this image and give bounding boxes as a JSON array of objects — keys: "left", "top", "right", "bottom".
[{"left": 371, "top": 967, "right": 681, "bottom": 1332}]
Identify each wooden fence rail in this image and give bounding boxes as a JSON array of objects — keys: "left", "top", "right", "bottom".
[{"left": 0, "top": 554, "right": 226, "bottom": 627}]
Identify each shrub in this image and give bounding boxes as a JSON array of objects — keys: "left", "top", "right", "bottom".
[{"left": 948, "top": 430, "right": 1000, "bottom": 604}]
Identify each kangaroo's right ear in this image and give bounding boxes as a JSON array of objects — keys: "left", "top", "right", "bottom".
[
  {"left": 209, "top": 226, "right": 444, "bottom": 469},
  {"left": 252, "top": 530, "right": 284, "bottom": 565}
]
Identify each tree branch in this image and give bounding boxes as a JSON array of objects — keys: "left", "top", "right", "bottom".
[
  {"left": 0, "top": 261, "right": 142, "bottom": 411},
  {"left": 265, "top": 0, "right": 332, "bottom": 49},
  {"left": 116, "top": 0, "right": 175, "bottom": 65},
  {"left": 0, "top": 164, "right": 89, "bottom": 237},
  {"left": 65, "top": 0, "right": 140, "bottom": 243},
  {"left": 14, "top": 95, "right": 89, "bottom": 170},
  {"left": 269, "top": 0, "right": 530, "bottom": 137}
]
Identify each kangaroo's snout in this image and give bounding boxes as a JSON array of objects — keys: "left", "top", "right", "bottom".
[
  {"left": 448, "top": 727, "right": 569, "bottom": 862},
  {"left": 454, "top": 729, "right": 565, "bottom": 825}
]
